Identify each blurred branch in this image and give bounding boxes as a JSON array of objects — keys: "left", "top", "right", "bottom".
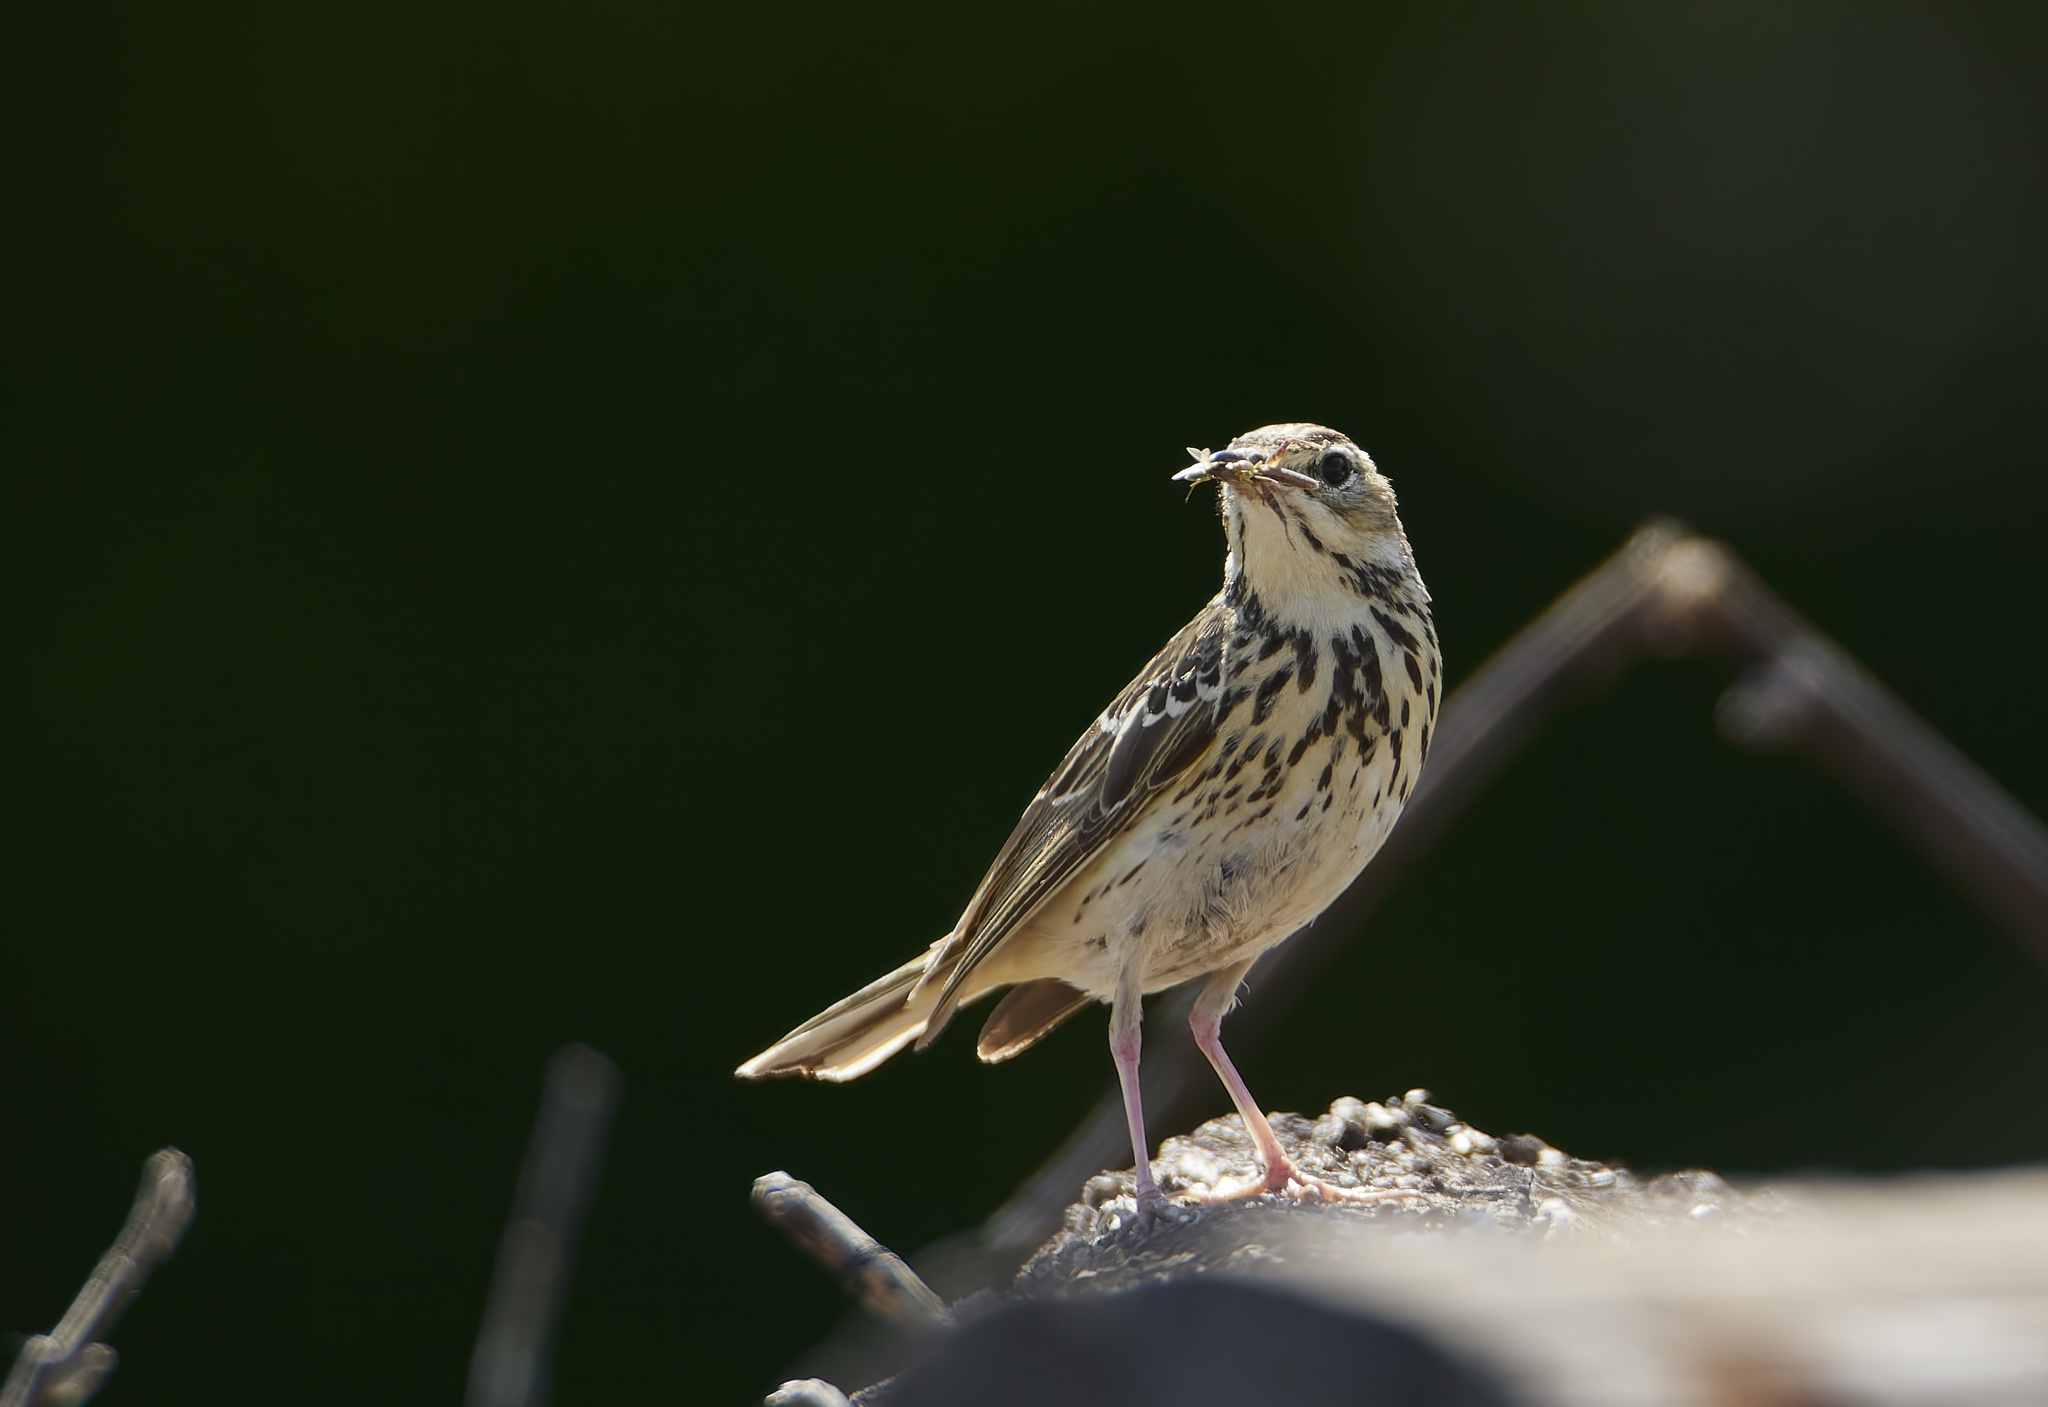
[
  {"left": 753, "top": 1173, "right": 953, "bottom": 1333},
  {"left": 467, "top": 1044, "right": 622, "bottom": 1407},
  {"left": 1709, "top": 581, "right": 2048, "bottom": 951},
  {"left": 984, "top": 519, "right": 2048, "bottom": 1252},
  {"left": 1, "top": 1149, "right": 195, "bottom": 1407}
]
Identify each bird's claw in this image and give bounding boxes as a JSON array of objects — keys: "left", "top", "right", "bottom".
[
  {"left": 1117, "top": 1185, "right": 1196, "bottom": 1233},
  {"left": 1189, "top": 1161, "right": 1424, "bottom": 1207},
  {"left": 1285, "top": 1175, "right": 1424, "bottom": 1206}
]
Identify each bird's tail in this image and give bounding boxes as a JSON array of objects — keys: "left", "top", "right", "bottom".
[{"left": 735, "top": 938, "right": 956, "bottom": 1083}]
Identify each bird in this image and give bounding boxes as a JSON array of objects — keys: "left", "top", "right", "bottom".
[{"left": 737, "top": 423, "right": 1440, "bottom": 1220}]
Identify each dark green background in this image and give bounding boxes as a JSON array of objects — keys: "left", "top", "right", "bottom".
[{"left": 8, "top": 2, "right": 2048, "bottom": 1402}]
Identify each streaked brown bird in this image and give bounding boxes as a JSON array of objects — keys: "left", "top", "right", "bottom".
[{"left": 739, "top": 423, "right": 1440, "bottom": 1219}]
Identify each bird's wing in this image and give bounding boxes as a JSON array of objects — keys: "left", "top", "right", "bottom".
[{"left": 923, "top": 594, "right": 1232, "bottom": 1028}]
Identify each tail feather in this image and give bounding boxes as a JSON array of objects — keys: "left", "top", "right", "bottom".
[
  {"left": 736, "top": 941, "right": 952, "bottom": 1083},
  {"left": 975, "top": 978, "right": 1093, "bottom": 1063}
]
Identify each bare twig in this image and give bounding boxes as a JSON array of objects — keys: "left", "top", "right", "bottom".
[
  {"left": 752, "top": 1173, "right": 953, "bottom": 1332},
  {"left": 1, "top": 1149, "right": 196, "bottom": 1407},
  {"left": 467, "top": 1044, "right": 622, "bottom": 1407},
  {"left": 763, "top": 1379, "right": 854, "bottom": 1407},
  {"left": 1709, "top": 568, "right": 2048, "bottom": 958}
]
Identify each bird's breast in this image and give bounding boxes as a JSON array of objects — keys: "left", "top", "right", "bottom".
[{"left": 1039, "top": 600, "right": 1441, "bottom": 996}]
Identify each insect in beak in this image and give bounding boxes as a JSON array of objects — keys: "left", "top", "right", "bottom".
[{"left": 1172, "top": 448, "right": 1319, "bottom": 491}]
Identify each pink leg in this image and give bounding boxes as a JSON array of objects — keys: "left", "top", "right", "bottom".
[
  {"left": 1189, "top": 962, "right": 1414, "bottom": 1204},
  {"left": 1109, "top": 971, "right": 1170, "bottom": 1221}
]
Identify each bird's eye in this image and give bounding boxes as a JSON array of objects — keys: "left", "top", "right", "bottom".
[{"left": 1316, "top": 450, "right": 1355, "bottom": 488}]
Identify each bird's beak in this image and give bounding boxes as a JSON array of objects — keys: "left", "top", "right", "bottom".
[{"left": 1172, "top": 448, "right": 1320, "bottom": 491}]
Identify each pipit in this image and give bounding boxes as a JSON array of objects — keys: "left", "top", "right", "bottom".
[{"left": 739, "top": 423, "right": 1440, "bottom": 1219}]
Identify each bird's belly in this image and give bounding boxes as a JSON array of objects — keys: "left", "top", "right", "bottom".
[{"left": 1023, "top": 737, "right": 1407, "bottom": 1000}]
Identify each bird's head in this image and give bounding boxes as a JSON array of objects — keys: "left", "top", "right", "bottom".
[{"left": 1175, "top": 423, "right": 1424, "bottom": 622}]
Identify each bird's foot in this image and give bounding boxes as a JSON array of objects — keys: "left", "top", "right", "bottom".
[
  {"left": 1127, "top": 1183, "right": 1197, "bottom": 1230},
  {"left": 1193, "top": 1155, "right": 1422, "bottom": 1207},
  {"left": 1104, "top": 1172, "right": 1196, "bottom": 1234},
  {"left": 1281, "top": 1173, "right": 1423, "bottom": 1206}
]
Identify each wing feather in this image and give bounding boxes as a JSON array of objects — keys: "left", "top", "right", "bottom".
[{"left": 922, "top": 595, "right": 1232, "bottom": 1027}]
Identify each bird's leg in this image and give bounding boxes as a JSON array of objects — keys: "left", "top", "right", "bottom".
[
  {"left": 1108, "top": 967, "right": 1172, "bottom": 1224},
  {"left": 1188, "top": 962, "right": 1415, "bottom": 1205}
]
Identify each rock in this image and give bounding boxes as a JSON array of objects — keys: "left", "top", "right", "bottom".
[{"left": 777, "top": 1091, "right": 2048, "bottom": 1407}]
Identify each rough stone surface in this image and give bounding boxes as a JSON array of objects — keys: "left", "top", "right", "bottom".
[
  {"left": 784, "top": 1091, "right": 2048, "bottom": 1406},
  {"left": 1005, "top": 1089, "right": 1767, "bottom": 1306}
]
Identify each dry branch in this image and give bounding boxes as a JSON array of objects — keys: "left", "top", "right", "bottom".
[{"left": 1, "top": 1149, "right": 195, "bottom": 1407}]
